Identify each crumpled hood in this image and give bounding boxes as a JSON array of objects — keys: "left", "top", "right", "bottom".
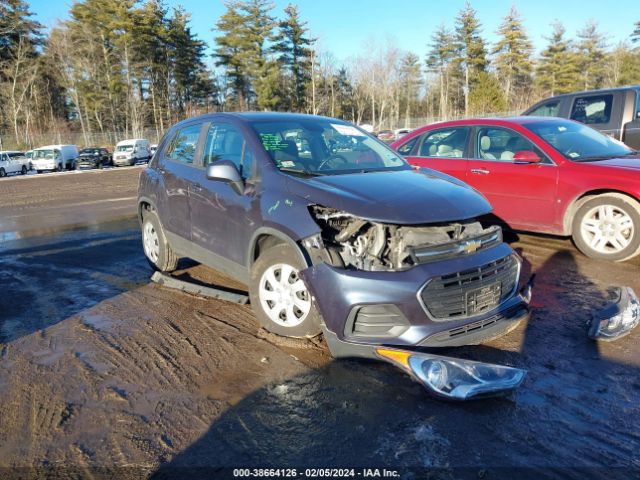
[{"left": 286, "top": 168, "right": 492, "bottom": 224}]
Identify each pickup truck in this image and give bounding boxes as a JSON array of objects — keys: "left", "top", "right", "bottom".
[{"left": 523, "top": 86, "right": 640, "bottom": 150}]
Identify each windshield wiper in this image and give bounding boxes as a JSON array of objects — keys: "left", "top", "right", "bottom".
[
  {"left": 278, "top": 167, "right": 324, "bottom": 177},
  {"left": 575, "top": 151, "right": 639, "bottom": 162}
]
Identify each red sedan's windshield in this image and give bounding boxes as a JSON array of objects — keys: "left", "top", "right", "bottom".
[{"left": 523, "top": 119, "right": 636, "bottom": 161}]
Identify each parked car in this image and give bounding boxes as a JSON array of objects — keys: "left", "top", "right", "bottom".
[
  {"left": 376, "top": 129, "right": 395, "bottom": 142},
  {"left": 523, "top": 86, "right": 640, "bottom": 149},
  {"left": 31, "top": 145, "right": 79, "bottom": 172},
  {"left": 0, "top": 151, "right": 29, "bottom": 177},
  {"left": 391, "top": 117, "right": 640, "bottom": 262},
  {"left": 150, "top": 144, "right": 158, "bottom": 156},
  {"left": 394, "top": 128, "right": 412, "bottom": 139},
  {"left": 113, "top": 139, "right": 151, "bottom": 166},
  {"left": 138, "top": 112, "right": 529, "bottom": 346},
  {"left": 77, "top": 147, "right": 112, "bottom": 169}
]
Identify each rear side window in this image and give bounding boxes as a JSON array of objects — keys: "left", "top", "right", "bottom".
[
  {"left": 528, "top": 101, "right": 560, "bottom": 117},
  {"left": 165, "top": 124, "right": 202, "bottom": 164},
  {"left": 418, "top": 128, "right": 469, "bottom": 158},
  {"left": 570, "top": 95, "right": 613, "bottom": 125}
]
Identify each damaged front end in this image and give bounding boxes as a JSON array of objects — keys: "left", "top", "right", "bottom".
[{"left": 304, "top": 206, "right": 503, "bottom": 271}]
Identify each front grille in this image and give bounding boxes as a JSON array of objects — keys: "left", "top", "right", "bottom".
[{"left": 420, "top": 255, "right": 519, "bottom": 320}]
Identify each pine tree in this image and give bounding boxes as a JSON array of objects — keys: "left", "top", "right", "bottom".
[
  {"left": 454, "top": 2, "right": 488, "bottom": 115},
  {"left": 632, "top": 21, "right": 640, "bottom": 44},
  {"left": 469, "top": 72, "right": 506, "bottom": 115},
  {"left": 493, "top": 6, "right": 533, "bottom": 108},
  {"left": 426, "top": 24, "right": 456, "bottom": 118},
  {"left": 576, "top": 21, "right": 608, "bottom": 90},
  {"left": 399, "top": 53, "right": 422, "bottom": 126},
  {"left": 274, "top": 3, "right": 314, "bottom": 111},
  {"left": 0, "top": 0, "right": 41, "bottom": 63},
  {"left": 536, "top": 22, "right": 580, "bottom": 96},
  {"left": 214, "top": 0, "right": 276, "bottom": 110}
]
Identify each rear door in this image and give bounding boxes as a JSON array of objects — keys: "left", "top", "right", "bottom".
[
  {"left": 189, "top": 122, "right": 256, "bottom": 267},
  {"left": 156, "top": 122, "right": 206, "bottom": 240},
  {"left": 401, "top": 126, "right": 470, "bottom": 182},
  {"left": 465, "top": 126, "right": 559, "bottom": 231}
]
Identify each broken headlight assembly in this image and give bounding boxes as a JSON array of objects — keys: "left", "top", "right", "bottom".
[
  {"left": 376, "top": 347, "right": 526, "bottom": 400},
  {"left": 588, "top": 287, "right": 639, "bottom": 342}
]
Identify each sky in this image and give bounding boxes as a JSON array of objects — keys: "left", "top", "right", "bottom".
[{"left": 27, "top": 0, "right": 640, "bottom": 64}]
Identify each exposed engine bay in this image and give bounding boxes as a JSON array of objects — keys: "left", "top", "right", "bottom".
[{"left": 306, "top": 206, "right": 502, "bottom": 271}]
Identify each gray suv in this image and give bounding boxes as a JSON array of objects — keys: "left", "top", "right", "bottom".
[{"left": 138, "top": 113, "right": 530, "bottom": 348}]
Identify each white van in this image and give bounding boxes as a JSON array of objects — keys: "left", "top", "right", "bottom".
[
  {"left": 31, "top": 145, "right": 79, "bottom": 172},
  {"left": 0, "top": 151, "right": 30, "bottom": 177},
  {"left": 113, "top": 139, "right": 151, "bottom": 166}
]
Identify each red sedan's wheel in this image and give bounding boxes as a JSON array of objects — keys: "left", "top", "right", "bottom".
[{"left": 572, "top": 195, "right": 640, "bottom": 262}]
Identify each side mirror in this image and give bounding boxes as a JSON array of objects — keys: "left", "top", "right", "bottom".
[
  {"left": 513, "top": 150, "right": 542, "bottom": 164},
  {"left": 206, "top": 160, "right": 244, "bottom": 194}
]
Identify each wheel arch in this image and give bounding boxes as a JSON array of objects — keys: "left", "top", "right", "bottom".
[
  {"left": 137, "top": 196, "right": 156, "bottom": 224},
  {"left": 247, "top": 227, "right": 309, "bottom": 269},
  {"left": 562, "top": 189, "right": 640, "bottom": 235}
]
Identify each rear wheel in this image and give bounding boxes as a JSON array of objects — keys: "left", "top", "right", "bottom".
[
  {"left": 21, "top": 165, "right": 27, "bottom": 175},
  {"left": 249, "top": 244, "right": 322, "bottom": 338},
  {"left": 0, "top": 168, "right": 5, "bottom": 177},
  {"left": 572, "top": 195, "right": 640, "bottom": 261},
  {"left": 141, "top": 208, "right": 179, "bottom": 272}
]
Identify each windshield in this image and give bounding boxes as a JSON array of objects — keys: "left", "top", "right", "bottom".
[
  {"left": 33, "top": 149, "right": 57, "bottom": 159},
  {"left": 80, "top": 148, "right": 99, "bottom": 155},
  {"left": 249, "top": 119, "right": 409, "bottom": 175},
  {"left": 117, "top": 145, "right": 134, "bottom": 152},
  {"left": 523, "top": 119, "right": 635, "bottom": 161}
]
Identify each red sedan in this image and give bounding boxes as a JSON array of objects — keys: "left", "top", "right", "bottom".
[{"left": 391, "top": 117, "right": 640, "bottom": 261}]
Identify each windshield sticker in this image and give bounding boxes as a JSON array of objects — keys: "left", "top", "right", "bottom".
[
  {"left": 568, "top": 152, "right": 580, "bottom": 158},
  {"left": 280, "top": 160, "right": 295, "bottom": 168},
  {"left": 331, "top": 123, "right": 366, "bottom": 137},
  {"left": 260, "top": 133, "right": 289, "bottom": 151}
]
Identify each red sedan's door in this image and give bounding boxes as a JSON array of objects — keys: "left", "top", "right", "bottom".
[
  {"left": 400, "top": 126, "right": 471, "bottom": 182},
  {"left": 465, "top": 126, "right": 559, "bottom": 232}
]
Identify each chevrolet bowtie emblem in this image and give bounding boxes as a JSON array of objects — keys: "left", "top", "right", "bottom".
[{"left": 462, "top": 240, "right": 482, "bottom": 254}]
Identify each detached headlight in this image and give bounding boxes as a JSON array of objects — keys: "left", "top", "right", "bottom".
[
  {"left": 376, "top": 348, "right": 526, "bottom": 401},
  {"left": 588, "top": 287, "right": 639, "bottom": 341}
]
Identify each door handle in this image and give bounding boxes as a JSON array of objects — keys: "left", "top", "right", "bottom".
[
  {"left": 192, "top": 183, "right": 203, "bottom": 192},
  {"left": 470, "top": 168, "right": 490, "bottom": 175}
]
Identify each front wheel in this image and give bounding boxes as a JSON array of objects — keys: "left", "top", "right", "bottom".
[
  {"left": 21, "top": 165, "right": 27, "bottom": 175},
  {"left": 249, "top": 244, "right": 322, "bottom": 338},
  {"left": 141, "top": 209, "right": 179, "bottom": 272},
  {"left": 572, "top": 195, "right": 640, "bottom": 262},
  {"left": 0, "top": 168, "right": 5, "bottom": 177}
]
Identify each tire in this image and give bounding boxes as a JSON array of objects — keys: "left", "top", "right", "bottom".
[
  {"left": 21, "top": 165, "right": 27, "bottom": 175},
  {"left": 141, "top": 209, "right": 179, "bottom": 272},
  {"left": 0, "top": 168, "right": 5, "bottom": 177},
  {"left": 572, "top": 195, "right": 640, "bottom": 262},
  {"left": 36, "top": 170, "right": 42, "bottom": 174},
  {"left": 57, "top": 163, "right": 63, "bottom": 172},
  {"left": 249, "top": 244, "right": 322, "bottom": 338}
]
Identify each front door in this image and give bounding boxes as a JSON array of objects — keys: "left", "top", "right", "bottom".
[
  {"left": 189, "top": 122, "right": 257, "bottom": 266},
  {"left": 465, "top": 126, "right": 559, "bottom": 231}
]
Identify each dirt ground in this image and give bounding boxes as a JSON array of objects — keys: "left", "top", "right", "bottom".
[{"left": 0, "top": 169, "right": 639, "bottom": 479}]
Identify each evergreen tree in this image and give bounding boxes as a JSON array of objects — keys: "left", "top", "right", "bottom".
[
  {"left": 274, "top": 3, "right": 313, "bottom": 111},
  {"left": 453, "top": 2, "right": 488, "bottom": 115},
  {"left": 576, "top": 20, "right": 608, "bottom": 90},
  {"left": 214, "top": 0, "right": 276, "bottom": 110},
  {"left": 536, "top": 22, "right": 580, "bottom": 96},
  {"left": 425, "top": 24, "right": 456, "bottom": 118},
  {"left": 0, "top": 0, "right": 41, "bottom": 63},
  {"left": 334, "top": 67, "right": 354, "bottom": 120},
  {"left": 469, "top": 72, "right": 506, "bottom": 115},
  {"left": 632, "top": 21, "right": 640, "bottom": 44},
  {"left": 493, "top": 6, "right": 533, "bottom": 107},
  {"left": 399, "top": 53, "right": 422, "bottom": 126}
]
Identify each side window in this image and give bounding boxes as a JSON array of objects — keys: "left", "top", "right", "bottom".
[
  {"left": 570, "top": 95, "right": 613, "bottom": 125},
  {"left": 636, "top": 91, "right": 640, "bottom": 119},
  {"left": 165, "top": 124, "right": 202, "bottom": 164},
  {"left": 418, "top": 128, "right": 469, "bottom": 158},
  {"left": 475, "top": 127, "right": 545, "bottom": 162},
  {"left": 528, "top": 101, "right": 560, "bottom": 117},
  {"left": 396, "top": 136, "right": 419, "bottom": 155},
  {"left": 203, "top": 123, "right": 252, "bottom": 178}
]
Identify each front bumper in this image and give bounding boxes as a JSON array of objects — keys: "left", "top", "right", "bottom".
[
  {"left": 113, "top": 156, "right": 133, "bottom": 165},
  {"left": 32, "top": 160, "right": 56, "bottom": 171},
  {"left": 300, "top": 243, "right": 529, "bottom": 348},
  {"left": 77, "top": 158, "right": 98, "bottom": 167}
]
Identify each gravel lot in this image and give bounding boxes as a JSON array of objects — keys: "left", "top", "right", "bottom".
[{"left": 0, "top": 168, "right": 638, "bottom": 479}]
